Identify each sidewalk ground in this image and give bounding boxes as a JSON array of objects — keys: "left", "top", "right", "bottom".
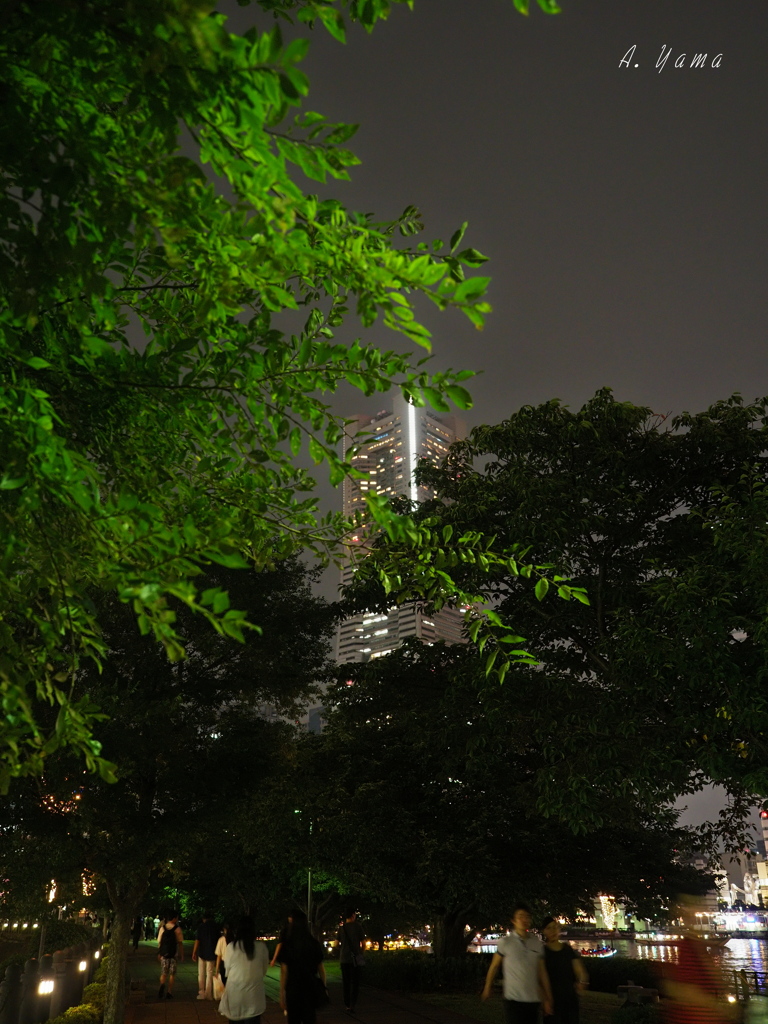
[{"left": 123, "top": 943, "right": 486, "bottom": 1024}]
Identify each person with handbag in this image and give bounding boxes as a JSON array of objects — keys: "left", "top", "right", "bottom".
[
  {"left": 337, "top": 909, "right": 366, "bottom": 1014},
  {"left": 277, "top": 909, "right": 327, "bottom": 1024},
  {"left": 214, "top": 922, "right": 234, "bottom": 1002},
  {"left": 218, "top": 917, "right": 269, "bottom": 1024}
]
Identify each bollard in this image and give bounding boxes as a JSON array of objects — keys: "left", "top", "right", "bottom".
[
  {"left": 36, "top": 955, "right": 53, "bottom": 1024},
  {"left": 72, "top": 945, "right": 87, "bottom": 1006},
  {"left": 49, "top": 950, "right": 69, "bottom": 1019},
  {"left": 0, "top": 963, "right": 22, "bottom": 1024},
  {"left": 17, "top": 960, "right": 38, "bottom": 1024},
  {"left": 88, "top": 946, "right": 100, "bottom": 987}
]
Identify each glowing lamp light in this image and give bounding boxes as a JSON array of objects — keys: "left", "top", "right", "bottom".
[
  {"left": 78, "top": 961, "right": 87, "bottom": 972},
  {"left": 22, "top": 923, "right": 28, "bottom": 929},
  {"left": 728, "top": 997, "right": 737, "bottom": 1004},
  {"left": 38, "top": 980, "right": 54, "bottom": 996},
  {"left": 94, "top": 950, "right": 100, "bottom": 960}
]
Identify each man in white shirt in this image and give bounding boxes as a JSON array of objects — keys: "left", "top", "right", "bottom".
[{"left": 481, "top": 904, "right": 553, "bottom": 1024}]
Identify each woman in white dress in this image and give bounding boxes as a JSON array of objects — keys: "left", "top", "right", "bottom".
[{"left": 219, "top": 917, "right": 269, "bottom": 1024}]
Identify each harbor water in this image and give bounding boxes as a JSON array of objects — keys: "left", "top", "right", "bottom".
[{"left": 568, "top": 937, "right": 768, "bottom": 974}]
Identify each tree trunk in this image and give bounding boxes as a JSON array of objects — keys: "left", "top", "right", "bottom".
[
  {"left": 103, "top": 875, "right": 149, "bottom": 1024},
  {"left": 103, "top": 905, "right": 132, "bottom": 1024},
  {"left": 431, "top": 909, "right": 473, "bottom": 958}
]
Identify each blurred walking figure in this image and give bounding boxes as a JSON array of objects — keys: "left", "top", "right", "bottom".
[
  {"left": 130, "top": 916, "right": 143, "bottom": 952},
  {"left": 157, "top": 912, "right": 184, "bottom": 1000},
  {"left": 541, "top": 917, "right": 588, "bottom": 1024},
  {"left": 337, "top": 909, "right": 365, "bottom": 1013},
  {"left": 662, "top": 895, "right": 738, "bottom": 1024},
  {"left": 218, "top": 916, "right": 269, "bottom": 1024},
  {"left": 481, "top": 903, "right": 553, "bottom": 1024},
  {"left": 193, "top": 911, "right": 221, "bottom": 1000},
  {"left": 277, "top": 909, "right": 326, "bottom": 1024}
]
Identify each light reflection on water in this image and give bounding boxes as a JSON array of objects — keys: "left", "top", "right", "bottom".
[{"left": 568, "top": 938, "right": 768, "bottom": 973}]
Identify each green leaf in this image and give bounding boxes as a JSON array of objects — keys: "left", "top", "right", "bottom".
[
  {"left": 309, "top": 436, "right": 325, "bottom": 465},
  {"left": 455, "top": 247, "right": 489, "bottom": 267},
  {"left": 0, "top": 475, "right": 27, "bottom": 490},
  {"left": 455, "top": 276, "right": 490, "bottom": 302},
  {"left": 317, "top": 5, "right": 346, "bottom": 43},
  {"left": 534, "top": 577, "right": 550, "bottom": 601},
  {"left": 445, "top": 385, "right": 473, "bottom": 410},
  {"left": 449, "top": 222, "right": 468, "bottom": 252}
]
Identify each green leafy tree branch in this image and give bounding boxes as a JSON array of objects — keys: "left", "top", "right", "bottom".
[{"left": 2, "top": 0, "right": 561, "bottom": 787}]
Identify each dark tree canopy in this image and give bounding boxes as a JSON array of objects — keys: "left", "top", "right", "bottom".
[
  {"left": 302, "top": 640, "right": 705, "bottom": 956},
  {"left": 0, "top": 559, "right": 333, "bottom": 1024},
  {"left": 347, "top": 391, "right": 768, "bottom": 836}
]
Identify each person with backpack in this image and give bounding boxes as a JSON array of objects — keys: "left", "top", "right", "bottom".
[{"left": 157, "top": 913, "right": 184, "bottom": 1000}]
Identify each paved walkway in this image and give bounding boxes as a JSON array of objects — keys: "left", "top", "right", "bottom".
[{"left": 123, "top": 944, "right": 483, "bottom": 1024}]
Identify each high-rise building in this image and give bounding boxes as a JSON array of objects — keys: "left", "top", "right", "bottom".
[{"left": 336, "top": 393, "right": 466, "bottom": 664}]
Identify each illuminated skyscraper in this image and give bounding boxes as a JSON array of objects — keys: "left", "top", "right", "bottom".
[{"left": 335, "top": 393, "right": 466, "bottom": 664}]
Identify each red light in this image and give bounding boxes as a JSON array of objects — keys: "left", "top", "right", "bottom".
[{"left": 761, "top": 811, "right": 768, "bottom": 819}]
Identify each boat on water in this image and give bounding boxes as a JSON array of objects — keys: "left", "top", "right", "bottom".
[
  {"left": 635, "top": 935, "right": 730, "bottom": 949},
  {"left": 581, "top": 946, "right": 618, "bottom": 958}
]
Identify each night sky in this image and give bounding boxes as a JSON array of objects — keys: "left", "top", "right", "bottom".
[
  {"left": 228, "top": 0, "right": 768, "bottom": 427},
  {"left": 227, "top": 1, "right": 767, "bottom": 826}
]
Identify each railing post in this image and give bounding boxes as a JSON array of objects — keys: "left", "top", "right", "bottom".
[
  {"left": 17, "top": 960, "right": 38, "bottom": 1024},
  {"left": 0, "top": 963, "right": 22, "bottom": 1024},
  {"left": 48, "top": 951, "right": 68, "bottom": 1020}
]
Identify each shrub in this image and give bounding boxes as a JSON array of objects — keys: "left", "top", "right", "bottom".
[
  {"left": 93, "top": 959, "right": 109, "bottom": 985},
  {"left": 83, "top": 983, "right": 107, "bottom": 1014},
  {"left": 361, "top": 951, "right": 493, "bottom": 993},
  {"left": 0, "top": 950, "right": 27, "bottom": 973},
  {"left": 48, "top": 1004, "right": 101, "bottom": 1024},
  {"left": 586, "top": 956, "right": 661, "bottom": 994},
  {"left": 27, "top": 921, "right": 96, "bottom": 958},
  {"left": 613, "top": 1003, "right": 661, "bottom": 1024}
]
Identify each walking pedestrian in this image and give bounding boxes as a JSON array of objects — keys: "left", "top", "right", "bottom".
[
  {"left": 193, "top": 911, "right": 221, "bottom": 1000},
  {"left": 130, "top": 916, "right": 143, "bottom": 952},
  {"left": 277, "top": 909, "right": 326, "bottom": 1024},
  {"left": 661, "top": 895, "right": 738, "bottom": 1024},
  {"left": 157, "top": 912, "right": 184, "bottom": 1000},
  {"left": 270, "top": 914, "right": 292, "bottom": 968},
  {"left": 481, "top": 903, "right": 553, "bottom": 1024},
  {"left": 541, "top": 917, "right": 588, "bottom": 1024},
  {"left": 337, "top": 909, "right": 365, "bottom": 1013},
  {"left": 218, "top": 916, "right": 269, "bottom": 1024},
  {"left": 215, "top": 921, "right": 235, "bottom": 991}
]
